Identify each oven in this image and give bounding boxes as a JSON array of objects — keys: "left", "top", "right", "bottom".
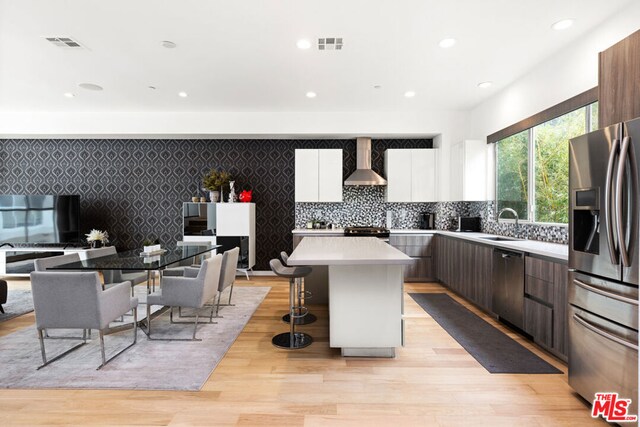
[{"left": 344, "top": 226, "right": 390, "bottom": 242}]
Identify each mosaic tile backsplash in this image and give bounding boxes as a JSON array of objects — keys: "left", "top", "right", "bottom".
[{"left": 295, "top": 190, "right": 568, "bottom": 245}]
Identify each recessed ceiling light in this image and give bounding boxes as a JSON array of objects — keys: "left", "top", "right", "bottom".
[
  {"left": 478, "top": 81, "right": 493, "bottom": 89},
  {"left": 161, "top": 40, "right": 177, "bottom": 48},
  {"left": 404, "top": 91, "right": 416, "bottom": 98},
  {"left": 551, "top": 19, "right": 573, "bottom": 30},
  {"left": 63, "top": 92, "right": 74, "bottom": 98},
  {"left": 438, "top": 38, "right": 457, "bottom": 48},
  {"left": 306, "top": 91, "right": 317, "bottom": 98},
  {"left": 178, "top": 91, "right": 188, "bottom": 98},
  {"left": 297, "top": 39, "right": 311, "bottom": 50},
  {"left": 78, "top": 83, "right": 103, "bottom": 91}
]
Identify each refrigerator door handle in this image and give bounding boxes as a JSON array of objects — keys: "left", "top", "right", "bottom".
[
  {"left": 573, "top": 313, "right": 638, "bottom": 351},
  {"left": 616, "top": 136, "right": 631, "bottom": 267},
  {"left": 605, "top": 138, "right": 620, "bottom": 265},
  {"left": 573, "top": 278, "right": 639, "bottom": 306}
]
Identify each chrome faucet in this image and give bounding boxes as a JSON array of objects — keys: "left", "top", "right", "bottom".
[{"left": 498, "top": 207, "right": 521, "bottom": 238}]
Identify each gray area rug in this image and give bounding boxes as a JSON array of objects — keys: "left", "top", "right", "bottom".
[
  {"left": 0, "top": 286, "right": 270, "bottom": 390},
  {"left": 410, "top": 293, "right": 562, "bottom": 374},
  {"left": 0, "top": 288, "right": 33, "bottom": 322}
]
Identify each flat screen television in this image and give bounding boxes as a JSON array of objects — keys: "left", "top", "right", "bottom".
[{"left": 0, "top": 195, "right": 81, "bottom": 245}]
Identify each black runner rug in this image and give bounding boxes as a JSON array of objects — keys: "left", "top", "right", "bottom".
[{"left": 410, "top": 293, "right": 562, "bottom": 374}]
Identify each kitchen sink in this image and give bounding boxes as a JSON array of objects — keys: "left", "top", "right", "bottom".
[{"left": 478, "top": 236, "right": 523, "bottom": 242}]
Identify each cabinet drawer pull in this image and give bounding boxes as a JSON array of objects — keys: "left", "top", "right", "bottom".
[
  {"left": 573, "top": 313, "right": 638, "bottom": 350},
  {"left": 573, "top": 279, "right": 638, "bottom": 306}
]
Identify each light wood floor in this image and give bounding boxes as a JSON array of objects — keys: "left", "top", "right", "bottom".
[{"left": 0, "top": 276, "right": 603, "bottom": 426}]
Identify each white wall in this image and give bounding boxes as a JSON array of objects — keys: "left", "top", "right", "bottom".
[
  {"left": 468, "top": 1, "right": 640, "bottom": 140},
  {"left": 466, "top": 0, "right": 640, "bottom": 199}
]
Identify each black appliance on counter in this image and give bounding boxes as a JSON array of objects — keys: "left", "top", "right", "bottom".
[
  {"left": 419, "top": 213, "right": 435, "bottom": 230},
  {"left": 344, "top": 226, "right": 390, "bottom": 238},
  {"left": 568, "top": 117, "right": 639, "bottom": 415},
  {"left": 456, "top": 216, "right": 481, "bottom": 232}
]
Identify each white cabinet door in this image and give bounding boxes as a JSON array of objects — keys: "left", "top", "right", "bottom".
[
  {"left": 411, "top": 149, "right": 436, "bottom": 202},
  {"left": 216, "top": 203, "right": 253, "bottom": 236},
  {"left": 385, "top": 149, "right": 413, "bottom": 202},
  {"left": 462, "top": 139, "right": 487, "bottom": 201},
  {"left": 295, "top": 149, "right": 319, "bottom": 202},
  {"left": 318, "top": 149, "right": 343, "bottom": 202}
]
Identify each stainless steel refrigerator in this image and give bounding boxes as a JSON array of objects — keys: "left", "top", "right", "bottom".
[{"left": 568, "top": 117, "right": 639, "bottom": 414}]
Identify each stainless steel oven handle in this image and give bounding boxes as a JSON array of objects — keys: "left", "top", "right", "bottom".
[
  {"left": 604, "top": 138, "right": 620, "bottom": 265},
  {"left": 573, "top": 278, "right": 638, "bottom": 306},
  {"left": 616, "top": 136, "right": 631, "bottom": 267},
  {"left": 573, "top": 313, "right": 638, "bottom": 350}
]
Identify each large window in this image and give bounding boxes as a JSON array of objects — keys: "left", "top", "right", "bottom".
[{"left": 496, "top": 102, "right": 598, "bottom": 224}]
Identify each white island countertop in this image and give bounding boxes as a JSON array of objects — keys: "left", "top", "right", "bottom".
[{"left": 288, "top": 236, "right": 412, "bottom": 266}]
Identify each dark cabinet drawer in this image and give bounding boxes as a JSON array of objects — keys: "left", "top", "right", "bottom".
[
  {"left": 389, "top": 235, "right": 433, "bottom": 247},
  {"left": 525, "top": 257, "right": 555, "bottom": 282},
  {"left": 524, "top": 297, "right": 553, "bottom": 349},
  {"left": 393, "top": 245, "right": 432, "bottom": 257},
  {"left": 404, "top": 257, "right": 434, "bottom": 281},
  {"left": 525, "top": 275, "right": 554, "bottom": 305}
]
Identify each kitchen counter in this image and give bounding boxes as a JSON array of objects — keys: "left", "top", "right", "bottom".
[
  {"left": 288, "top": 236, "right": 411, "bottom": 357},
  {"left": 288, "top": 236, "right": 412, "bottom": 266},
  {"left": 291, "top": 228, "right": 568, "bottom": 261},
  {"left": 437, "top": 231, "right": 568, "bottom": 261}
]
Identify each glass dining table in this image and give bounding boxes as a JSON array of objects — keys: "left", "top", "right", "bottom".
[{"left": 48, "top": 244, "right": 221, "bottom": 294}]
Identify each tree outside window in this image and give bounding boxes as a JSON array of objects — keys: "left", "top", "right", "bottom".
[{"left": 495, "top": 102, "right": 597, "bottom": 224}]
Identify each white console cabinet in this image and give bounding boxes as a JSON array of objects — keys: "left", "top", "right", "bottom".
[
  {"left": 295, "top": 149, "right": 343, "bottom": 202},
  {"left": 0, "top": 246, "right": 91, "bottom": 277},
  {"left": 182, "top": 202, "right": 256, "bottom": 277},
  {"left": 385, "top": 149, "right": 436, "bottom": 202}
]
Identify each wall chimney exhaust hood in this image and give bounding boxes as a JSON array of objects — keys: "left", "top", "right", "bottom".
[{"left": 344, "top": 137, "right": 387, "bottom": 186}]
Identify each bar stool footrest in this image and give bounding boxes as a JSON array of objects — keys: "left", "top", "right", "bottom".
[{"left": 282, "top": 313, "right": 317, "bottom": 325}]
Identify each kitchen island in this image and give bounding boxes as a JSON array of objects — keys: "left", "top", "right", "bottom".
[{"left": 288, "top": 236, "right": 412, "bottom": 357}]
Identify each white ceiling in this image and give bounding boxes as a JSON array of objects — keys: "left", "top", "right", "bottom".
[{"left": 0, "top": 0, "right": 633, "bottom": 114}]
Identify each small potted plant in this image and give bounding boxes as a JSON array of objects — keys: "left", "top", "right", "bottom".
[
  {"left": 142, "top": 238, "right": 161, "bottom": 254},
  {"left": 86, "top": 229, "right": 109, "bottom": 248},
  {"left": 202, "top": 169, "right": 231, "bottom": 202}
]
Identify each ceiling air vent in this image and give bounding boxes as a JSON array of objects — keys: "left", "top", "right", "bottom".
[
  {"left": 318, "top": 37, "right": 343, "bottom": 50},
  {"left": 44, "top": 36, "right": 85, "bottom": 49}
]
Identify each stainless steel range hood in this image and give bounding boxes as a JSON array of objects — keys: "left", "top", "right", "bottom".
[{"left": 344, "top": 137, "right": 387, "bottom": 186}]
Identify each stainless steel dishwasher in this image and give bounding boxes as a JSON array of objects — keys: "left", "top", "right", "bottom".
[{"left": 492, "top": 248, "right": 525, "bottom": 329}]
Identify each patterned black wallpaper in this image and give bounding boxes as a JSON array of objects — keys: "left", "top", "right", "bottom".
[{"left": 0, "top": 138, "right": 432, "bottom": 269}]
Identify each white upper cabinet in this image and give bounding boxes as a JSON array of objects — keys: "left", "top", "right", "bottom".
[
  {"left": 385, "top": 149, "right": 436, "bottom": 202},
  {"left": 295, "top": 149, "right": 343, "bottom": 202},
  {"left": 449, "top": 139, "right": 488, "bottom": 201}
]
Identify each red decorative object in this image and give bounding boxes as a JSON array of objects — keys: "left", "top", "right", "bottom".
[{"left": 239, "top": 189, "right": 253, "bottom": 203}]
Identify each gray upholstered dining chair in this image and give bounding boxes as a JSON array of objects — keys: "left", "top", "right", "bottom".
[
  {"left": 33, "top": 253, "right": 81, "bottom": 272},
  {"left": 30, "top": 271, "right": 138, "bottom": 369},
  {"left": 145, "top": 254, "right": 222, "bottom": 341},
  {"left": 83, "top": 246, "right": 148, "bottom": 292},
  {"left": 209, "top": 247, "right": 239, "bottom": 319}
]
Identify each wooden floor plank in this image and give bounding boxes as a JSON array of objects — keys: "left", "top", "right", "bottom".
[{"left": 0, "top": 277, "right": 599, "bottom": 426}]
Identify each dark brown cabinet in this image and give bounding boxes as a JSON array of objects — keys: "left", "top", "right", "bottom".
[
  {"left": 523, "top": 256, "right": 568, "bottom": 360},
  {"left": 435, "top": 235, "right": 492, "bottom": 312},
  {"left": 599, "top": 29, "right": 640, "bottom": 127},
  {"left": 389, "top": 234, "right": 435, "bottom": 281}
]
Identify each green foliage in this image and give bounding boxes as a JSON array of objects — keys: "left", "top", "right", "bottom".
[
  {"left": 533, "top": 108, "right": 585, "bottom": 223},
  {"left": 202, "top": 169, "right": 231, "bottom": 190},
  {"left": 496, "top": 103, "right": 595, "bottom": 225},
  {"left": 496, "top": 130, "right": 529, "bottom": 220}
]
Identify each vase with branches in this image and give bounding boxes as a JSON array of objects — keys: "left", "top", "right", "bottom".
[{"left": 202, "top": 169, "right": 231, "bottom": 202}]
